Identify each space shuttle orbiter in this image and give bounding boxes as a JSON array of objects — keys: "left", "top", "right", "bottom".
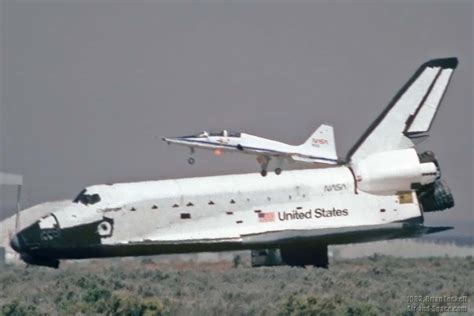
[{"left": 10, "top": 58, "right": 457, "bottom": 268}]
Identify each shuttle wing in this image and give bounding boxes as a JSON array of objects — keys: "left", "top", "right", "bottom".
[{"left": 347, "top": 58, "right": 458, "bottom": 163}]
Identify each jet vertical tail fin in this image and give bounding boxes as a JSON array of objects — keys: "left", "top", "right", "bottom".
[
  {"left": 347, "top": 57, "right": 458, "bottom": 164},
  {"left": 296, "top": 124, "right": 338, "bottom": 163}
]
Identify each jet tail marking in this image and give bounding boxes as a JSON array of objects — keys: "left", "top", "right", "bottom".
[{"left": 298, "top": 124, "right": 338, "bottom": 162}]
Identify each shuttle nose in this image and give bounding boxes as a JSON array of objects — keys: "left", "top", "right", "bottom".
[
  {"left": 9, "top": 221, "right": 42, "bottom": 254},
  {"left": 10, "top": 234, "right": 23, "bottom": 253}
]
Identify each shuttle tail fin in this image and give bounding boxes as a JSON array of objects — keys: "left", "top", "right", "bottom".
[{"left": 347, "top": 57, "right": 458, "bottom": 163}]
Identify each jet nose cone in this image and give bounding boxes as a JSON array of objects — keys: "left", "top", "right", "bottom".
[{"left": 10, "top": 234, "right": 23, "bottom": 253}]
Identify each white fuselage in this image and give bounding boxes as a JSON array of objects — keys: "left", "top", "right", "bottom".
[
  {"left": 45, "top": 166, "right": 422, "bottom": 250},
  {"left": 165, "top": 133, "right": 337, "bottom": 163}
]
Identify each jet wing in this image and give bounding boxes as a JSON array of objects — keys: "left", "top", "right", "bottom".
[{"left": 290, "top": 155, "right": 339, "bottom": 165}]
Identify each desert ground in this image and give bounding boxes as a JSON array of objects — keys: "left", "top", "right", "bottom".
[{"left": 1, "top": 255, "right": 472, "bottom": 316}]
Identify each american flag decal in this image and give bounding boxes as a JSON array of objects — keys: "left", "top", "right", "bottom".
[{"left": 258, "top": 212, "right": 275, "bottom": 223}]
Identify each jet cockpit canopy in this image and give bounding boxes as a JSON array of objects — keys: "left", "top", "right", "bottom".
[{"left": 197, "top": 130, "right": 241, "bottom": 138}]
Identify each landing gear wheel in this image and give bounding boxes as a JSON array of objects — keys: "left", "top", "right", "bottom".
[
  {"left": 188, "top": 157, "right": 195, "bottom": 165},
  {"left": 260, "top": 170, "right": 267, "bottom": 177},
  {"left": 275, "top": 168, "right": 282, "bottom": 175}
]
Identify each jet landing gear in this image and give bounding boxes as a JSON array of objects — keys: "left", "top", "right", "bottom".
[
  {"left": 257, "top": 156, "right": 271, "bottom": 177},
  {"left": 257, "top": 156, "right": 281, "bottom": 177},
  {"left": 260, "top": 167, "right": 283, "bottom": 177},
  {"left": 257, "top": 156, "right": 283, "bottom": 176},
  {"left": 261, "top": 169, "right": 283, "bottom": 176},
  {"left": 188, "top": 147, "right": 195, "bottom": 165}
]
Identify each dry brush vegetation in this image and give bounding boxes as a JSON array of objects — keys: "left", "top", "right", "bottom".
[{"left": 1, "top": 255, "right": 473, "bottom": 315}]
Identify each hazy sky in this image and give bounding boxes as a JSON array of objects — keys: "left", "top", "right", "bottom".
[{"left": 0, "top": 1, "right": 472, "bottom": 236}]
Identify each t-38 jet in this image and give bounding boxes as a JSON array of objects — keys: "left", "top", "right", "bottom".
[
  {"left": 10, "top": 58, "right": 458, "bottom": 269},
  {"left": 163, "top": 124, "right": 339, "bottom": 176}
]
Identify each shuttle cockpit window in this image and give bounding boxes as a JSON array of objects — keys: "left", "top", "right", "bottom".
[{"left": 73, "top": 189, "right": 101, "bottom": 205}]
